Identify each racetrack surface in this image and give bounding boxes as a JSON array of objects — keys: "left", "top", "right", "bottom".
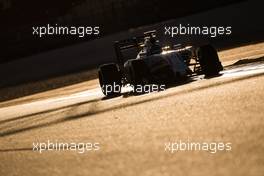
[{"left": 0, "top": 43, "right": 264, "bottom": 176}]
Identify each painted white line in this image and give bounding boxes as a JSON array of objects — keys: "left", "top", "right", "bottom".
[
  {"left": 222, "top": 63, "right": 264, "bottom": 78},
  {"left": 0, "top": 88, "right": 103, "bottom": 120}
]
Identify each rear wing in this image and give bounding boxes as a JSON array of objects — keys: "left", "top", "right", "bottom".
[{"left": 114, "top": 30, "right": 157, "bottom": 65}]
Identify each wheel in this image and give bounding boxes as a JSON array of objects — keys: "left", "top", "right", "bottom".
[
  {"left": 129, "top": 59, "right": 150, "bottom": 86},
  {"left": 198, "top": 45, "right": 223, "bottom": 76},
  {"left": 129, "top": 59, "right": 151, "bottom": 93},
  {"left": 98, "top": 63, "right": 122, "bottom": 96}
]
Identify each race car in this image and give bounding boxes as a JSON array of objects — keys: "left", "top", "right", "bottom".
[{"left": 98, "top": 31, "right": 223, "bottom": 97}]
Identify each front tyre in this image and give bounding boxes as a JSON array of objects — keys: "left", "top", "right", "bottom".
[
  {"left": 98, "top": 63, "right": 122, "bottom": 97},
  {"left": 129, "top": 59, "right": 150, "bottom": 86},
  {"left": 128, "top": 59, "right": 152, "bottom": 94}
]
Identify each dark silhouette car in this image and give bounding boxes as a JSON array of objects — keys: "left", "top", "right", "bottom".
[{"left": 98, "top": 31, "right": 223, "bottom": 97}]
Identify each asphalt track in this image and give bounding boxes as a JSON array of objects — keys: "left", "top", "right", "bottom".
[{"left": 0, "top": 44, "right": 264, "bottom": 176}]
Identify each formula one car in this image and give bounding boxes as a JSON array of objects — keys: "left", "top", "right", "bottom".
[{"left": 98, "top": 31, "right": 223, "bottom": 97}]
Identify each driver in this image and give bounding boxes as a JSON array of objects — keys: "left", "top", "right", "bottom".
[{"left": 137, "top": 36, "right": 162, "bottom": 59}]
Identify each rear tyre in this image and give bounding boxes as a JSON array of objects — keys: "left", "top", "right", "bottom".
[
  {"left": 198, "top": 45, "right": 223, "bottom": 76},
  {"left": 98, "top": 63, "right": 122, "bottom": 97}
]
